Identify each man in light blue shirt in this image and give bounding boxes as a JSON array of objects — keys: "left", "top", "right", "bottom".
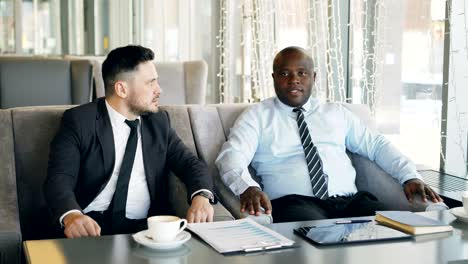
[{"left": 215, "top": 46, "right": 442, "bottom": 222}]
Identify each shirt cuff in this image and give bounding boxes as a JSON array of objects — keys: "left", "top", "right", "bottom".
[
  {"left": 59, "top": 209, "right": 82, "bottom": 227},
  {"left": 400, "top": 173, "right": 423, "bottom": 186},
  {"left": 190, "top": 189, "right": 214, "bottom": 200}
]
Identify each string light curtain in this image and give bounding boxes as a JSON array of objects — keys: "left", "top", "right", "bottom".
[
  {"left": 217, "top": 0, "right": 276, "bottom": 103},
  {"left": 308, "top": 0, "right": 347, "bottom": 102},
  {"left": 245, "top": 0, "right": 276, "bottom": 101},
  {"left": 216, "top": 0, "right": 382, "bottom": 106}
]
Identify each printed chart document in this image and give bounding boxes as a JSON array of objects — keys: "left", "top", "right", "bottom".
[{"left": 187, "top": 218, "right": 295, "bottom": 254}]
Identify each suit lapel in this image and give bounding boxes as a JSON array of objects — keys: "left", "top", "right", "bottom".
[
  {"left": 96, "top": 99, "right": 115, "bottom": 177},
  {"left": 141, "top": 115, "right": 157, "bottom": 199}
]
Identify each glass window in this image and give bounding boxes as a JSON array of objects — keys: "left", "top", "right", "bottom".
[
  {"left": 349, "top": 0, "right": 445, "bottom": 169},
  {"left": 275, "top": 0, "right": 309, "bottom": 49},
  {"left": 21, "top": 0, "right": 61, "bottom": 54},
  {"left": 0, "top": 0, "right": 15, "bottom": 53}
]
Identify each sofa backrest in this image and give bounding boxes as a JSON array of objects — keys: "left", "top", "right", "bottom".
[
  {"left": 156, "top": 61, "right": 208, "bottom": 105},
  {"left": 0, "top": 57, "right": 93, "bottom": 109},
  {"left": 11, "top": 106, "right": 72, "bottom": 240}
]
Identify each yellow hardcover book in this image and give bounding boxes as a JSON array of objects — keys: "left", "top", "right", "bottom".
[{"left": 375, "top": 211, "right": 453, "bottom": 235}]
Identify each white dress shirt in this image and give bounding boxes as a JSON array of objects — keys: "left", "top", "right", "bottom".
[{"left": 215, "top": 97, "right": 421, "bottom": 200}]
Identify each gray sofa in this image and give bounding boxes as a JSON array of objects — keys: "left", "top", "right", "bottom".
[{"left": 0, "top": 102, "right": 436, "bottom": 264}]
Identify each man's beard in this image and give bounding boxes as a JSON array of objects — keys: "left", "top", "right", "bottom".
[{"left": 128, "top": 96, "right": 159, "bottom": 116}]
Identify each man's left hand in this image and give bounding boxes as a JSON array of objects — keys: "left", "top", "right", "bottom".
[
  {"left": 186, "top": 195, "right": 214, "bottom": 223},
  {"left": 403, "top": 178, "right": 443, "bottom": 203}
]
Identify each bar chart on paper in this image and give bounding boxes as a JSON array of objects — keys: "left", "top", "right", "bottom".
[{"left": 187, "top": 218, "right": 295, "bottom": 254}]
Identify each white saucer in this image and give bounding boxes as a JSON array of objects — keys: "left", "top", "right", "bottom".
[
  {"left": 132, "top": 230, "right": 191, "bottom": 250},
  {"left": 449, "top": 207, "right": 468, "bottom": 223}
]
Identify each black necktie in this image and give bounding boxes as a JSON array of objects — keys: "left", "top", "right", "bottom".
[
  {"left": 109, "top": 119, "right": 140, "bottom": 221},
  {"left": 293, "top": 107, "right": 328, "bottom": 199}
]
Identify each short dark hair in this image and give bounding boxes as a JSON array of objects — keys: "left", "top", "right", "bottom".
[{"left": 102, "top": 45, "right": 155, "bottom": 95}]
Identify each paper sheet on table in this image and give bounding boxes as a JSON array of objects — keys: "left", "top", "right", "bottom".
[{"left": 187, "top": 218, "right": 295, "bottom": 254}]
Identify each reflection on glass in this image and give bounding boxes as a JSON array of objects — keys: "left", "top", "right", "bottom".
[
  {"left": 21, "top": 0, "right": 61, "bottom": 54},
  {"left": 304, "top": 223, "right": 410, "bottom": 244},
  {"left": 0, "top": 0, "right": 15, "bottom": 53},
  {"left": 132, "top": 244, "right": 190, "bottom": 264}
]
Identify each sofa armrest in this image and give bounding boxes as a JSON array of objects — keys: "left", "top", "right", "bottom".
[
  {"left": 0, "top": 171, "right": 21, "bottom": 264},
  {"left": 0, "top": 110, "right": 22, "bottom": 264},
  {"left": 352, "top": 153, "right": 436, "bottom": 212}
]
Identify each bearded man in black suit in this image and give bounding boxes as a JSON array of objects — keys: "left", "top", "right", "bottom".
[{"left": 44, "top": 45, "right": 215, "bottom": 238}]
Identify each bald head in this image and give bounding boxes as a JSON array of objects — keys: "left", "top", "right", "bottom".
[{"left": 273, "top": 46, "right": 314, "bottom": 73}]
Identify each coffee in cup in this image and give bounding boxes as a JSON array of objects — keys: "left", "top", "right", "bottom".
[
  {"left": 463, "top": 191, "right": 468, "bottom": 215},
  {"left": 147, "top": 215, "right": 188, "bottom": 243}
]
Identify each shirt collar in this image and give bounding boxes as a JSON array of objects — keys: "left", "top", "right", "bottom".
[
  {"left": 274, "top": 96, "right": 320, "bottom": 116},
  {"left": 105, "top": 100, "right": 141, "bottom": 128}
]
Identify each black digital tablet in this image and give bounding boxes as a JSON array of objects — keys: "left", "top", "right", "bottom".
[{"left": 294, "top": 222, "right": 412, "bottom": 246}]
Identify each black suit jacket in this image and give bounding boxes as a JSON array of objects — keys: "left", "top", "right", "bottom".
[{"left": 44, "top": 98, "right": 213, "bottom": 223}]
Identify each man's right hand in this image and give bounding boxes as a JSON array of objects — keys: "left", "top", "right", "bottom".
[
  {"left": 63, "top": 212, "right": 101, "bottom": 238},
  {"left": 240, "top": 187, "right": 272, "bottom": 216}
]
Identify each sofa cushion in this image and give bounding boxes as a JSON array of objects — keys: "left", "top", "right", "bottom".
[
  {"left": 188, "top": 105, "right": 238, "bottom": 214},
  {"left": 158, "top": 106, "right": 195, "bottom": 217}
]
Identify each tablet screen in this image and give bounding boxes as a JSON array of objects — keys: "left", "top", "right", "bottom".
[{"left": 294, "top": 222, "right": 411, "bottom": 245}]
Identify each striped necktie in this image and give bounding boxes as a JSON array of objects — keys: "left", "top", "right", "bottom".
[{"left": 293, "top": 107, "right": 328, "bottom": 199}]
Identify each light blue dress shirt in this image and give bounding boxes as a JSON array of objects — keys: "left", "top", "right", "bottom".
[{"left": 215, "top": 97, "right": 421, "bottom": 200}]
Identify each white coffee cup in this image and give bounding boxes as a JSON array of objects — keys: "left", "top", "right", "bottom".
[
  {"left": 147, "top": 215, "right": 188, "bottom": 243},
  {"left": 462, "top": 191, "right": 468, "bottom": 215}
]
